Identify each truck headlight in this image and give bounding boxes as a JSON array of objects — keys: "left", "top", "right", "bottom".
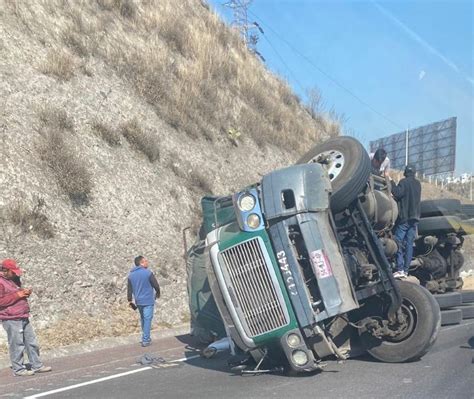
[
  {"left": 287, "top": 333, "right": 301, "bottom": 348},
  {"left": 292, "top": 350, "right": 308, "bottom": 366},
  {"left": 246, "top": 213, "right": 261, "bottom": 229},
  {"left": 238, "top": 194, "right": 256, "bottom": 212}
]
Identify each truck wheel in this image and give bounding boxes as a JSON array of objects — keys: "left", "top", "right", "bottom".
[
  {"left": 297, "top": 136, "right": 370, "bottom": 213},
  {"left": 418, "top": 216, "right": 463, "bottom": 236},
  {"left": 440, "top": 309, "right": 462, "bottom": 325},
  {"left": 433, "top": 292, "right": 462, "bottom": 309},
  {"left": 360, "top": 281, "right": 440, "bottom": 363},
  {"left": 420, "top": 199, "right": 461, "bottom": 218}
]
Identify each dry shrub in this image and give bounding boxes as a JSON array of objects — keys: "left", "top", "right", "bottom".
[
  {"left": 92, "top": 120, "right": 121, "bottom": 146},
  {"left": 6, "top": 198, "right": 55, "bottom": 239},
  {"left": 170, "top": 188, "right": 180, "bottom": 200},
  {"left": 169, "top": 161, "right": 188, "bottom": 180},
  {"left": 158, "top": 16, "right": 192, "bottom": 57},
  {"left": 120, "top": 119, "right": 160, "bottom": 162},
  {"left": 37, "top": 106, "right": 90, "bottom": 206},
  {"left": 189, "top": 170, "right": 213, "bottom": 194},
  {"left": 119, "top": 48, "right": 173, "bottom": 110},
  {"left": 40, "top": 49, "right": 76, "bottom": 81},
  {"left": 35, "top": 305, "right": 181, "bottom": 351},
  {"left": 62, "top": 27, "right": 89, "bottom": 57},
  {"left": 18, "top": 0, "right": 341, "bottom": 153},
  {"left": 36, "top": 311, "right": 140, "bottom": 350},
  {"left": 96, "top": 0, "right": 137, "bottom": 19},
  {"left": 38, "top": 105, "right": 74, "bottom": 132},
  {"left": 40, "top": 129, "right": 92, "bottom": 206}
]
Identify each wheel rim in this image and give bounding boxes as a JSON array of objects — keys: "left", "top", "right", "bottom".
[
  {"left": 386, "top": 298, "right": 418, "bottom": 342},
  {"left": 308, "top": 150, "right": 345, "bottom": 182}
]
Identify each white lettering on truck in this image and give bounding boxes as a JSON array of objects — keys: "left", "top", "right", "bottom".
[{"left": 277, "top": 250, "right": 298, "bottom": 296}]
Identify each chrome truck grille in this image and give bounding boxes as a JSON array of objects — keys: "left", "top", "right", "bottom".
[{"left": 220, "top": 237, "right": 289, "bottom": 338}]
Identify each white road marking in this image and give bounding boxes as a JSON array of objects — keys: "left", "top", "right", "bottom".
[
  {"left": 173, "top": 354, "right": 201, "bottom": 363},
  {"left": 23, "top": 354, "right": 202, "bottom": 398},
  {"left": 23, "top": 368, "right": 151, "bottom": 398}
]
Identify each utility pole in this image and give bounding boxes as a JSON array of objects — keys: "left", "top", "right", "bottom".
[
  {"left": 405, "top": 126, "right": 410, "bottom": 166},
  {"left": 223, "top": 0, "right": 263, "bottom": 57},
  {"left": 470, "top": 173, "right": 473, "bottom": 201}
]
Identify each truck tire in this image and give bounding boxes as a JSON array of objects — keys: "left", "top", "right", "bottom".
[
  {"left": 420, "top": 199, "right": 461, "bottom": 218},
  {"left": 418, "top": 216, "right": 462, "bottom": 236},
  {"left": 461, "top": 290, "right": 474, "bottom": 304},
  {"left": 433, "top": 292, "right": 462, "bottom": 309},
  {"left": 297, "top": 136, "right": 370, "bottom": 213},
  {"left": 440, "top": 309, "right": 462, "bottom": 325},
  {"left": 360, "top": 281, "right": 440, "bottom": 363}
]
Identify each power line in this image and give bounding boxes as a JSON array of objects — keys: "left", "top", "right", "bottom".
[
  {"left": 248, "top": 9, "right": 405, "bottom": 131},
  {"left": 259, "top": 31, "right": 307, "bottom": 93}
]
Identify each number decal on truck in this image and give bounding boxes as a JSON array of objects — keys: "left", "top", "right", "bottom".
[{"left": 277, "top": 250, "right": 298, "bottom": 296}]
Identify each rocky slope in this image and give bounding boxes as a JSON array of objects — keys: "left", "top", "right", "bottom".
[{"left": 0, "top": 0, "right": 341, "bottom": 351}]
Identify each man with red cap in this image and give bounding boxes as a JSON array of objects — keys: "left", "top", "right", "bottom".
[{"left": 0, "top": 259, "right": 51, "bottom": 376}]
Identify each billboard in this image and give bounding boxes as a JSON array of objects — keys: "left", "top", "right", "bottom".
[{"left": 369, "top": 117, "right": 456, "bottom": 176}]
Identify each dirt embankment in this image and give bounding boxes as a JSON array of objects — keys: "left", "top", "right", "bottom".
[{"left": 0, "top": 0, "right": 342, "bottom": 352}]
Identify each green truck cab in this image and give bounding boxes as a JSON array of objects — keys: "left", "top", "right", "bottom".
[{"left": 189, "top": 137, "right": 440, "bottom": 373}]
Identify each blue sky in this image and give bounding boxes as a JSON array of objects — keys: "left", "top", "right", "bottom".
[{"left": 209, "top": 0, "right": 473, "bottom": 175}]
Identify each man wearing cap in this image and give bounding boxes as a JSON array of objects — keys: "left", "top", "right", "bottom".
[
  {"left": 0, "top": 259, "right": 52, "bottom": 376},
  {"left": 391, "top": 165, "right": 422, "bottom": 278}
]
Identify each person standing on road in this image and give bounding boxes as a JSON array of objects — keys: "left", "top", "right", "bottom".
[
  {"left": 0, "top": 259, "right": 52, "bottom": 377},
  {"left": 127, "top": 256, "right": 161, "bottom": 347},
  {"left": 391, "top": 165, "right": 422, "bottom": 278},
  {"left": 369, "top": 148, "right": 390, "bottom": 177}
]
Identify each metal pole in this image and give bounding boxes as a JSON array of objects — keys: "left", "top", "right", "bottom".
[
  {"left": 471, "top": 173, "right": 473, "bottom": 201},
  {"left": 405, "top": 126, "right": 409, "bottom": 166}
]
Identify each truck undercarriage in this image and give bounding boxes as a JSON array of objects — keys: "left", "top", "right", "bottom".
[{"left": 187, "top": 136, "right": 450, "bottom": 374}]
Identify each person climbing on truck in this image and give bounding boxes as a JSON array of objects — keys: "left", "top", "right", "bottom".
[{"left": 391, "top": 164, "right": 422, "bottom": 279}]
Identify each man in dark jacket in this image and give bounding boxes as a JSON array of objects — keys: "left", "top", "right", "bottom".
[
  {"left": 391, "top": 165, "right": 421, "bottom": 278},
  {"left": 127, "top": 256, "right": 161, "bottom": 347},
  {"left": 0, "top": 259, "right": 52, "bottom": 376}
]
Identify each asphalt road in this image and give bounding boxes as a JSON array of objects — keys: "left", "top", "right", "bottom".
[{"left": 1, "top": 322, "right": 473, "bottom": 399}]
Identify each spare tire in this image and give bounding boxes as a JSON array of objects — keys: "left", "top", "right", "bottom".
[
  {"left": 420, "top": 199, "right": 461, "bottom": 218},
  {"left": 297, "top": 136, "right": 370, "bottom": 213},
  {"left": 418, "top": 216, "right": 463, "bottom": 236}
]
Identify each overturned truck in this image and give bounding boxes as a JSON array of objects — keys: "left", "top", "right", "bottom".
[{"left": 187, "top": 137, "right": 440, "bottom": 373}]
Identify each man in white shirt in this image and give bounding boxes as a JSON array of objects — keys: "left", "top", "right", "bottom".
[{"left": 369, "top": 149, "right": 390, "bottom": 177}]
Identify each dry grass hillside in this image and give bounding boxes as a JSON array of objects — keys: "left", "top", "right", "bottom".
[{"left": 0, "top": 0, "right": 342, "bottom": 351}]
